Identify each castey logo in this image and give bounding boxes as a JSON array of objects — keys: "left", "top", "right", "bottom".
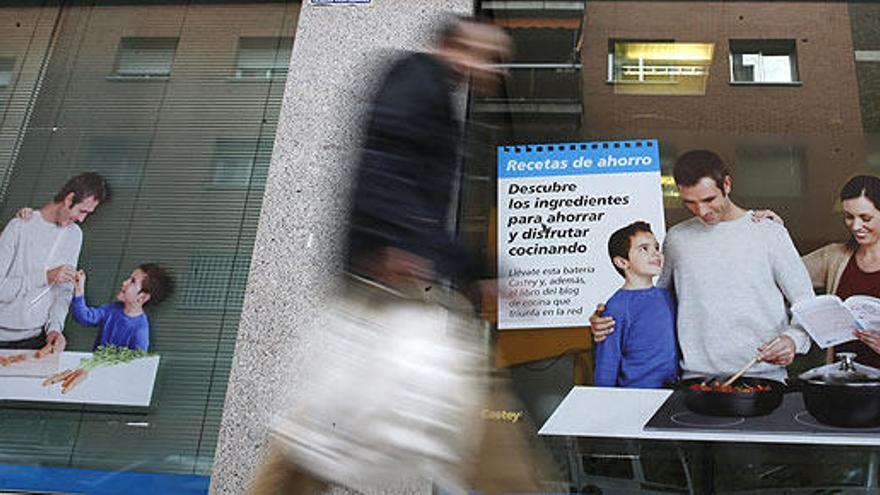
[{"left": 481, "top": 409, "right": 524, "bottom": 423}]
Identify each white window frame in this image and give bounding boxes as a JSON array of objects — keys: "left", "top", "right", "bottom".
[
  {"left": 606, "top": 39, "right": 678, "bottom": 84},
  {"left": 729, "top": 39, "right": 800, "bottom": 84}
]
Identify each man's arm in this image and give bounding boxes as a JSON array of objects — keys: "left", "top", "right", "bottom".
[
  {"left": 46, "top": 228, "right": 82, "bottom": 337},
  {"left": 0, "top": 219, "right": 50, "bottom": 302},
  {"left": 768, "top": 224, "right": 814, "bottom": 354},
  {"left": 588, "top": 302, "right": 615, "bottom": 343},
  {"left": 593, "top": 304, "right": 626, "bottom": 387}
]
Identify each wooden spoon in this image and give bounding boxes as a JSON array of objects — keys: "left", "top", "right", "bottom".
[{"left": 721, "top": 336, "right": 782, "bottom": 387}]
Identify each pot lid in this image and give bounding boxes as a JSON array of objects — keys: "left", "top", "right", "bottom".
[{"left": 798, "top": 352, "right": 880, "bottom": 386}]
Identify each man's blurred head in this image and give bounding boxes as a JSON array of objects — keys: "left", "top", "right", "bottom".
[{"left": 435, "top": 16, "right": 512, "bottom": 95}]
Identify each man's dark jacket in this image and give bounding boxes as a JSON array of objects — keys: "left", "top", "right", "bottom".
[{"left": 347, "top": 52, "right": 478, "bottom": 285}]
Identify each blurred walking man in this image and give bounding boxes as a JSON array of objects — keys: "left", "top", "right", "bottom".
[{"left": 250, "top": 16, "right": 552, "bottom": 495}]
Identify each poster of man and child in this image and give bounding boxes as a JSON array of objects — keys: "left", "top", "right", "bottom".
[
  {"left": 0, "top": 173, "right": 171, "bottom": 407},
  {"left": 497, "top": 139, "right": 880, "bottom": 391}
]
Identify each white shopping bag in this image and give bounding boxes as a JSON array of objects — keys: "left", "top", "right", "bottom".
[{"left": 271, "top": 276, "right": 488, "bottom": 493}]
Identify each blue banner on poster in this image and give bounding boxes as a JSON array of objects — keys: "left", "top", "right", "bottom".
[{"left": 498, "top": 139, "right": 660, "bottom": 179}]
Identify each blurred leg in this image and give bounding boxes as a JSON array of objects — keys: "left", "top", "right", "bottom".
[
  {"left": 466, "top": 380, "right": 559, "bottom": 495},
  {"left": 248, "top": 449, "right": 329, "bottom": 495}
]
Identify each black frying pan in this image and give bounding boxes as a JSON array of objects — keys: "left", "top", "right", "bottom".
[{"left": 678, "top": 377, "right": 786, "bottom": 417}]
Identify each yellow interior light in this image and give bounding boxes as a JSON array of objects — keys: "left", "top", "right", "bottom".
[{"left": 618, "top": 42, "right": 714, "bottom": 62}]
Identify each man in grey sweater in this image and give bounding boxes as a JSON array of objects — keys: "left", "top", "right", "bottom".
[
  {"left": 591, "top": 150, "right": 813, "bottom": 381},
  {"left": 0, "top": 172, "right": 106, "bottom": 353}
]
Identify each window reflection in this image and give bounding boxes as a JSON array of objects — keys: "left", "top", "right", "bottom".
[
  {"left": 84, "top": 135, "right": 150, "bottom": 189},
  {"left": 735, "top": 141, "right": 806, "bottom": 198},
  {"left": 730, "top": 39, "right": 799, "bottom": 84},
  {"left": 609, "top": 41, "right": 714, "bottom": 95},
  {"left": 112, "top": 37, "right": 179, "bottom": 79},
  {"left": 0, "top": 58, "right": 13, "bottom": 89},
  {"left": 466, "top": 1, "right": 880, "bottom": 492},
  {"left": 0, "top": 0, "right": 299, "bottom": 479},
  {"left": 235, "top": 37, "right": 293, "bottom": 80}
]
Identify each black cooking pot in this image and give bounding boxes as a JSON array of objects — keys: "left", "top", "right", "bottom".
[
  {"left": 679, "top": 377, "right": 785, "bottom": 417},
  {"left": 797, "top": 352, "right": 880, "bottom": 428}
]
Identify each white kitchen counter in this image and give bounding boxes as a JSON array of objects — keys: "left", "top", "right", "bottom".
[
  {"left": 539, "top": 386, "right": 880, "bottom": 446},
  {"left": 0, "top": 351, "right": 160, "bottom": 407}
]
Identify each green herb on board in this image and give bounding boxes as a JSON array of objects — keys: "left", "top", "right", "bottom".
[{"left": 76, "top": 344, "right": 153, "bottom": 371}]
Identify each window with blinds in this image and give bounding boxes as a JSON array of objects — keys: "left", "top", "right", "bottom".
[
  {"left": 0, "top": 0, "right": 301, "bottom": 486},
  {"left": 235, "top": 37, "right": 294, "bottom": 80},
  {"left": 0, "top": 58, "right": 13, "bottom": 88},
  {"left": 112, "top": 37, "right": 180, "bottom": 79}
]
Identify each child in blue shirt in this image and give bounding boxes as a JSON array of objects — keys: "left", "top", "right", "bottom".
[
  {"left": 594, "top": 221, "right": 679, "bottom": 388},
  {"left": 72, "top": 263, "right": 173, "bottom": 352}
]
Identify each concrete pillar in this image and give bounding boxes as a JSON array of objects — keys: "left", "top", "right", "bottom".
[{"left": 210, "top": 1, "right": 473, "bottom": 493}]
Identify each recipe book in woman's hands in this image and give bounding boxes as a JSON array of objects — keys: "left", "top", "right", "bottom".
[{"left": 792, "top": 295, "right": 880, "bottom": 348}]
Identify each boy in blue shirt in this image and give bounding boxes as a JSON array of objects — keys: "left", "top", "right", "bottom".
[
  {"left": 594, "top": 221, "right": 678, "bottom": 388},
  {"left": 72, "top": 263, "right": 173, "bottom": 352}
]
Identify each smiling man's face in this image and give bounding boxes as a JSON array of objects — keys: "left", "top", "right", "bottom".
[
  {"left": 57, "top": 194, "right": 100, "bottom": 227},
  {"left": 678, "top": 176, "right": 733, "bottom": 225}
]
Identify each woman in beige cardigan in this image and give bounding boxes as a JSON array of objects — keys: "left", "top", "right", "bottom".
[{"left": 802, "top": 175, "right": 880, "bottom": 366}]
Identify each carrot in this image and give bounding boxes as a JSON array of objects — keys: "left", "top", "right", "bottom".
[
  {"left": 34, "top": 345, "right": 54, "bottom": 359},
  {"left": 61, "top": 368, "right": 88, "bottom": 394},
  {"left": 1, "top": 353, "right": 27, "bottom": 367},
  {"left": 43, "top": 369, "right": 76, "bottom": 386},
  {"left": 7, "top": 353, "right": 26, "bottom": 364}
]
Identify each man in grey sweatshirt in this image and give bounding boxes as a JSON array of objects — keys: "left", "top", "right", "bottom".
[
  {"left": 591, "top": 150, "right": 813, "bottom": 382},
  {"left": 0, "top": 172, "right": 106, "bottom": 353}
]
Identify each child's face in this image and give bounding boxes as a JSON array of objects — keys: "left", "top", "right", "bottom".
[
  {"left": 625, "top": 231, "right": 663, "bottom": 276},
  {"left": 117, "top": 269, "right": 149, "bottom": 306}
]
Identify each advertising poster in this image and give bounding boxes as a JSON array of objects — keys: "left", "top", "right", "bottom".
[{"left": 497, "top": 139, "right": 664, "bottom": 330}]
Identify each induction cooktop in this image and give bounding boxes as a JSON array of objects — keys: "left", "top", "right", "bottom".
[{"left": 644, "top": 391, "right": 880, "bottom": 436}]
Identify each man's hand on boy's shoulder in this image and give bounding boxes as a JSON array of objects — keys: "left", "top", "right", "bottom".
[{"left": 589, "top": 303, "right": 616, "bottom": 343}]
